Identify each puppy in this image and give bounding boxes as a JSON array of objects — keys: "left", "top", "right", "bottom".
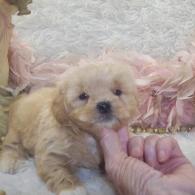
[{"left": 0, "top": 63, "right": 137, "bottom": 195}]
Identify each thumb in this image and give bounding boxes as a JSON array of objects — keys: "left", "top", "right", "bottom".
[{"left": 100, "top": 128, "right": 127, "bottom": 162}]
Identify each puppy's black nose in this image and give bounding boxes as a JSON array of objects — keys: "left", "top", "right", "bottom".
[{"left": 96, "top": 101, "right": 112, "bottom": 114}]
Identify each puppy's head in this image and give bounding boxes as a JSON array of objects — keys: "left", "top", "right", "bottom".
[{"left": 53, "top": 63, "right": 137, "bottom": 136}]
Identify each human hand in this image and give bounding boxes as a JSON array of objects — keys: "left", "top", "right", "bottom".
[{"left": 100, "top": 128, "right": 195, "bottom": 195}]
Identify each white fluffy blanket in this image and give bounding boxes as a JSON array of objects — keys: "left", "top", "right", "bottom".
[
  {"left": 13, "top": 0, "right": 195, "bottom": 59},
  {"left": 0, "top": 132, "right": 195, "bottom": 195},
  {"left": 1, "top": 0, "right": 195, "bottom": 194}
]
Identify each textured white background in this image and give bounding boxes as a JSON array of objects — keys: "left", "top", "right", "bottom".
[
  {"left": 13, "top": 0, "right": 195, "bottom": 60},
  {"left": 1, "top": 0, "right": 195, "bottom": 194}
]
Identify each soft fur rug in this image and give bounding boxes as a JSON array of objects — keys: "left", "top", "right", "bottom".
[
  {"left": 1, "top": 0, "right": 195, "bottom": 194},
  {"left": 13, "top": 0, "right": 195, "bottom": 59},
  {"left": 0, "top": 133, "right": 195, "bottom": 195}
]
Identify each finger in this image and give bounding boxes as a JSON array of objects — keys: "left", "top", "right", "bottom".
[
  {"left": 156, "top": 136, "right": 185, "bottom": 163},
  {"left": 118, "top": 127, "right": 129, "bottom": 153},
  {"left": 128, "top": 136, "right": 144, "bottom": 160},
  {"left": 101, "top": 131, "right": 162, "bottom": 195},
  {"left": 100, "top": 128, "right": 126, "bottom": 161},
  {"left": 144, "top": 135, "right": 159, "bottom": 167}
]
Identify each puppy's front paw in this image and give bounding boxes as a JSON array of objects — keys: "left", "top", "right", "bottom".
[
  {"left": 59, "top": 186, "right": 87, "bottom": 195},
  {"left": 0, "top": 156, "right": 24, "bottom": 174}
]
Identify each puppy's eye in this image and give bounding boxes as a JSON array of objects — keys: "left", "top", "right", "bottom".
[
  {"left": 114, "top": 89, "right": 122, "bottom": 96},
  {"left": 79, "top": 92, "right": 89, "bottom": 100}
]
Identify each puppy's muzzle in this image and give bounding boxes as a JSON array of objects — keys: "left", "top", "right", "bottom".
[{"left": 96, "top": 101, "right": 112, "bottom": 114}]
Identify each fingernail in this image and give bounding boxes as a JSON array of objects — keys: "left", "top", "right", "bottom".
[
  {"left": 147, "top": 148, "right": 156, "bottom": 166},
  {"left": 118, "top": 127, "right": 128, "bottom": 153},
  {"left": 120, "top": 127, "right": 128, "bottom": 131},
  {"left": 159, "top": 150, "right": 167, "bottom": 162},
  {"left": 118, "top": 127, "right": 128, "bottom": 140}
]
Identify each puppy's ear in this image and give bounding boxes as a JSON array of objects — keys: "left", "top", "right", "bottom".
[{"left": 52, "top": 89, "right": 68, "bottom": 124}]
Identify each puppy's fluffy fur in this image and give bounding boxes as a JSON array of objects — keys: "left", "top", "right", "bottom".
[{"left": 0, "top": 63, "right": 137, "bottom": 195}]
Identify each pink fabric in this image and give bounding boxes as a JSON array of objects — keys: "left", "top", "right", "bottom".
[
  {"left": 9, "top": 35, "right": 33, "bottom": 87},
  {"left": 8, "top": 37, "right": 195, "bottom": 131},
  {"left": 9, "top": 36, "right": 81, "bottom": 89}
]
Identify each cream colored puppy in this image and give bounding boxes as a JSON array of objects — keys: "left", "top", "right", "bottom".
[{"left": 0, "top": 63, "right": 137, "bottom": 195}]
